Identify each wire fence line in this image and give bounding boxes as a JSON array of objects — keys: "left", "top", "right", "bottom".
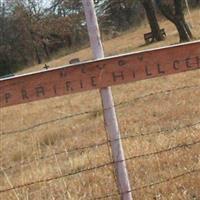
[
  {"left": 1, "top": 136, "right": 200, "bottom": 195},
  {"left": 1, "top": 115, "right": 200, "bottom": 174},
  {"left": 1, "top": 83, "right": 200, "bottom": 138},
  {"left": 92, "top": 167, "right": 200, "bottom": 200},
  {"left": 1, "top": 84, "right": 200, "bottom": 199}
]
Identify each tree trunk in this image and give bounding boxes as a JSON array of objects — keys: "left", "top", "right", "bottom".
[
  {"left": 35, "top": 47, "right": 41, "bottom": 64},
  {"left": 142, "top": 0, "right": 165, "bottom": 42},
  {"left": 42, "top": 41, "right": 50, "bottom": 59},
  {"left": 173, "top": 19, "right": 191, "bottom": 42},
  {"left": 156, "top": 0, "right": 193, "bottom": 42}
]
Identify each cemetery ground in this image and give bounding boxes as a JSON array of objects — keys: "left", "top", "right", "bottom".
[{"left": 1, "top": 8, "right": 200, "bottom": 200}]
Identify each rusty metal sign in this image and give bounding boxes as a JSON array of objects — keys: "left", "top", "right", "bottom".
[{"left": 0, "top": 41, "right": 200, "bottom": 108}]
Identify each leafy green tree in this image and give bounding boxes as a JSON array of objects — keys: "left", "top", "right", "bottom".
[{"left": 99, "top": 0, "right": 143, "bottom": 31}]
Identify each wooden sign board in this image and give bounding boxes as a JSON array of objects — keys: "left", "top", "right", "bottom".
[{"left": 0, "top": 41, "right": 200, "bottom": 108}]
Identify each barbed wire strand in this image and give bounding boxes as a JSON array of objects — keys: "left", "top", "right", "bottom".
[
  {"left": 103, "top": 124, "right": 120, "bottom": 196},
  {"left": 2, "top": 117, "right": 200, "bottom": 173},
  {"left": 3, "top": 83, "right": 200, "bottom": 174},
  {"left": 1, "top": 58, "right": 200, "bottom": 198},
  {"left": 1, "top": 83, "right": 200, "bottom": 138},
  {"left": 1, "top": 83, "right": 200, "bottom": 197},
  {"left": 1, "top": 138, "right": 200, "bottom": 194},
  {"left": 92, "top": 167, "right": 200, "bottom": 200},
  {"left": 1, "top": 83, "right": 200, "bottom": 174}
]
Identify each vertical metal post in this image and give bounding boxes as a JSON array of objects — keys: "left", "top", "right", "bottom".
[{"left": 82, "top": 1, "right": 133, "bottom": 199}]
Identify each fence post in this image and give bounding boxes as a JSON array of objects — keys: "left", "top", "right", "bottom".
[{"left": 81, "top": 1, "right": 133, "bottom": 199}]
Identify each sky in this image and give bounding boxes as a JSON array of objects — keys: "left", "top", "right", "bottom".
[
  {"left": 43, "top": 0, "right": 51, "bottom": 8},
  {"left": 35, "top": 0, "right": 50, "bottom": 9}
]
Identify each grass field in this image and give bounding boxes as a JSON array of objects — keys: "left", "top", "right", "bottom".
[{"left": 1, "top": 9, "right": 200, "bottom": 200}]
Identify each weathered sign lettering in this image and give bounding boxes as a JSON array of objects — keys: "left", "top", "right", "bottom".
[{"left": 0, "top": 41, "right": 200, "bottom": 108}]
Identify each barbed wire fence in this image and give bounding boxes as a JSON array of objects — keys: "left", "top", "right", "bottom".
[
  {"left": 1, "top": 83, "right": 200, "bottom": 199},
  {"left": 1, "top": 83, "right": 200, "bottom": 138}
]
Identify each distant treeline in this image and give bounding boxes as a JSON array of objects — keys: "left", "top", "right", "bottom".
[{"left": 0, "top": 0, "right": 199, "bottom": 76}]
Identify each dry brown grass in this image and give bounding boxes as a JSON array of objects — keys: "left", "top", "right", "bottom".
[
  {"left": 19, "top": 9, "right": 200, "bottom": 75},
  {"left": 1, "top": 9, "right": 200, "bottom": 200}
]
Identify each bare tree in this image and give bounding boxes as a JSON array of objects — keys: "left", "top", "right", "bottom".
[{"left": 142, "top": 0, "right": 165, "bottom": 42}]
